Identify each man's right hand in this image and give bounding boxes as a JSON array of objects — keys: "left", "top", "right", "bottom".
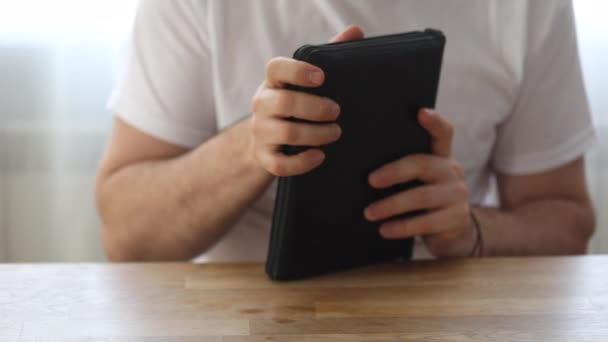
[{"left": 250, "top": 26, "right": 364, "bottom": 176}]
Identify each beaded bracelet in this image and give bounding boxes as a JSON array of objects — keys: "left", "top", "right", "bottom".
[{"left": 469, "top": 209, "right": 484, "bottom": 257}]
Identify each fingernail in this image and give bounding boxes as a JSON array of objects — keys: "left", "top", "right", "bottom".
[
  {"left": 332, "top": 125, "right": 342, "bottom": 140},
  {"left": 379, "top": 222, "right": 402, "bottom": 239},
  {"left": 308, "top": 71, "right": 324, "bottom": 85},
  {"left": 310, "top": 149, "right": 325, "bottom": 162},
  {"left": 379, "top": 225, "right": 392, "bottom": 238},
  {"left": 364, "top": 206, "right": 377, "bottom": 221},
  {"left": 330, "top": 102, "right": 341, "bottom": 118},
  {"left": 368, "top": 172, "right": 383, "bottom": 187},
  {"left": 424, "top": 108, "right": 438, "bottom": 116}
]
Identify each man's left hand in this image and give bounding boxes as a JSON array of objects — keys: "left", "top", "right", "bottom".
[{"left": 364, "top": 108, "right": 475, "bottom": 257}]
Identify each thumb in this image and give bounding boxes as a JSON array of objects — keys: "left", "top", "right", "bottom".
[
  {"left": 330, "top": 25, "right": 365, "bottom": 43},
  {"left": 418, "top": 108, "right": 454, "bottom": 157}
]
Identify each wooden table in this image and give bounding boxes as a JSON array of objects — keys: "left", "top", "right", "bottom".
[{"left": 0, "top": 256, "right": 607, "bottom": 341}]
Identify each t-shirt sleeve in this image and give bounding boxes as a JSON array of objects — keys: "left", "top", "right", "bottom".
[
  {"left": 108, "top": 0, "right": 216, "bottom": 148},
  {"left": 491, "top": 0, "right": 596, "bottom": 175}
]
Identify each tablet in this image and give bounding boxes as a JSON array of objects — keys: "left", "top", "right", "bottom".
[{"left": 267, "top": 29, "right": 446, "bottom": 280}]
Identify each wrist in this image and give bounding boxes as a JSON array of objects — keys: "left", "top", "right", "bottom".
[
  {"left": 448, "top": 206, "right": 479, "bottom": 257},
  {"left": 468, "top": 207, "right": 483, "bottom": 257},
  {"left": 242, "top": 117, "right": 275, "bottom": 180}
]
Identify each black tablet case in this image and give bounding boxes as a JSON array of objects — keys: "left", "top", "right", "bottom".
[{"left": 266, "top": 29, "right": 446, "bottom": 280}]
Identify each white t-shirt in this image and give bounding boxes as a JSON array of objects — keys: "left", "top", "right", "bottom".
[{"left": 109, "top": 0, "right": 595, "bottom": 262}]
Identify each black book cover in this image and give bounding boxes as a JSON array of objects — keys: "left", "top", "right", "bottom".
[{"left": 267, "top": 29, "right": 446, "bottom": 280}]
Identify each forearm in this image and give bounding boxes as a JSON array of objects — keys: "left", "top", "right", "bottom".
[
  {"left": 475, "top": 198, "right": 595, "bottom": 256},
  {"left": 97, "top": 118, "right": 273, "bottom": 261}
]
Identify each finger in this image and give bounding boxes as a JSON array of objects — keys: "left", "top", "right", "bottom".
[
  {"left": 369, "top": 154, "right": 459, "bottom": 189},
  {"left": 330, "top": 25, "right": 365, "bottom": 43},
  {"left": 252, "top": 88, "right": 340, "bottom": 122},
  {"left": 379, "top": 205, "right": 467, "bottom": 239},
  {"left": 265, "top": 57, "right": 325, "bottom": 88},
  {"left": 452, "top": 162, "right": 465, "bottom": 179},
  {"left": 257, "top": 147, "right": 325, "bottom": 176},
  {"left": 254, "top": 118, "right": 341, "bottom": 146},
  {"left": 418, "top": 108, "right": 454, "bottom": 157},
  {"left": 365, "top": 181, "right": 469, "bottom": 222}
]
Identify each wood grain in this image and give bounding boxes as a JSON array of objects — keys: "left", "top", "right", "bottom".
[{"left": 0, "top": 256, "right": 607, "bottom": 340}]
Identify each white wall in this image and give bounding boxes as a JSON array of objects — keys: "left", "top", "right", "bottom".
[
  {"left": 574, "top": 0, "right": 608, "bottom": 253},
  {"left": 0, "top": 0, "right": 137, "bottom": 262}
]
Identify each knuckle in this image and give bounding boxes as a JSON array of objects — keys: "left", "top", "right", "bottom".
[
  {"left": 453, "top": 181, "right": 470, "bottom": 199},
  {"left": 377, "top": 200, "right": 393, "bottom": 218},
  {"left": 415, "top": 156, "right": 431, "bottom": 176},
  {"left": 321, "top": 124, "right": 340, "bottom": 143},
  {"left": 250, "top": 115, "right": 265, "bottom": 138},
  {"left": 445, "top": 121, "right": 454, "bottom": 134},
  {"left": 280, "top": 124, "right": 300, "bottom": 143},
  {"left": 251, "top": 92, "right": 263, "bottom": 113},
  {"left": 250, "top": 115, "right": 259, "bottom": 133},
  {"left": 275, "top": 91, "right": 294, "bottom": 112},
  {"left": 420, "top": 188, "right": 435, "bottom": 207},
  {"left": 295, "top": 66, "right": 310, "bottom": 84},
  {"left": 265, "top": 57, "right": 281, "bottom": 77},
  {"left": 450, "top": 159, "right": 462, "bottom": 171},
  {"left": 252, "top": 87, "right": 274, "bottom": 114},
  {"left": 450, "top": 161, "right": 465, "bottom": 177}
]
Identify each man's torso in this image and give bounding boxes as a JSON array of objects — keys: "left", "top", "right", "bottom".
[{"left": 194, "top": 0, "right": 527, "bottom": 261}]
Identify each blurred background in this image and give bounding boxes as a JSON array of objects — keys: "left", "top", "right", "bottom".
[{"left": 0, "top": 1, "right": 606, "bottom": 262}]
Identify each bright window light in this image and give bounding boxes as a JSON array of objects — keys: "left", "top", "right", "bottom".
[{"left": 0, "top": 0, "right": 138, "bottom": 43}]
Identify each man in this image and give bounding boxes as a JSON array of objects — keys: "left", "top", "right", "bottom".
[{"left": 96, "top": 0, "right": 595, "bottom": 261}]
